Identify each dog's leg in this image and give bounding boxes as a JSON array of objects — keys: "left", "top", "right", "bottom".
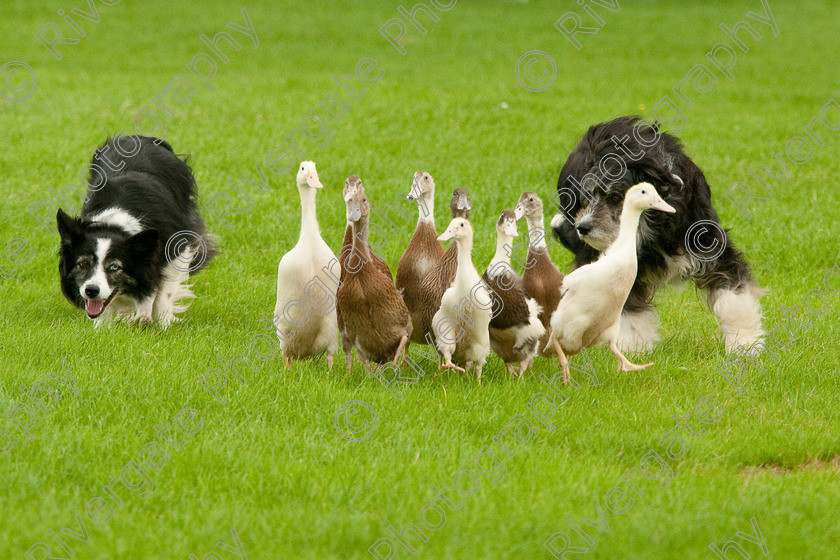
[
  {"left": 134, "top": 296, "right": 155, "bottom": 324},
  {"left": 153, "top": 250, "right": 197, "bottom": 327},
  {"left": 705, "top": 286, "right": 764, "bottom": 353},
  {"left": 618, "top": 289, "right": 661, "bottom": 353},
  {"left": 695, "top": 245, "right": 765, "bottom": 353}
]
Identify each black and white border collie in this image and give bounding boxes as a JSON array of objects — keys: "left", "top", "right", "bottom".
[
  {"left": 551, "top": 116, "right": 764, "bottom": 353},
  {"left": 57, "top": 135, "right": 216, "bottom": 327}
]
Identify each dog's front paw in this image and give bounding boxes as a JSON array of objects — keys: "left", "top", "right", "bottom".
[
  {"left": 712, "top": 288, "right": 764, "bottom": 355},
  {"left": 726, "top": 334, "right": 765, "bottom": 355},
  {"left": 156, "top": 310, "right": 184, "bottom": 330},
  {"left": 133, "top": 309, "right": 154, "bottom": 324}
]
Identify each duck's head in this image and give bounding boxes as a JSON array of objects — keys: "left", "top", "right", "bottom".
[
  {"left": 345, "top": 179, "right": 369, "bottom": 224},
  {"left": 625, "top": 183, "right": 676, "bottom": 213},
  {"left": 496, "top": 210, "right": 518, "bottom": 238},
  {"left": 438, "top": 217, "right": 472, "bottom": 242},
  {"left": 450, "top": 188, "right": 471, "bottom": 219},
  {"left": 407, "top": 171, "right": 434, "bottom": 200},
  {"left": 296, "top": 161, "right": 323, "bottom": 190},
  {"left": 344, "top": 175, "right": 362, "bottom": 202},
  {"left": 515, "top": 192, "right": 542, "bottom": 220}
]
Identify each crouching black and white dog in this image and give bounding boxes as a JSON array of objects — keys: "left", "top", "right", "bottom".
[
  {"left": 551, "top": 116, "right": 764, "bottom": 353},
  {"left": 57, "top": 135, "right": 216, "bottom": 327}
]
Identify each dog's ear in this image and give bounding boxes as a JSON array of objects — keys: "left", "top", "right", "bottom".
[
  {"left": 56, "top": 209, "right": 83, "bottom": 245},
  {"left": 669, "top": 173, "right": 685, "bottom": 192},
  {"left": 126, "top": 229, "right": 160, "bottom": 257},
  {"left": 652, "top": 144, "right": 686, "bottom": 196}
]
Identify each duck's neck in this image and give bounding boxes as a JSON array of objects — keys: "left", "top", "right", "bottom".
[
  {"left": 417, "top": 190, "right": 435, "bottom": 226},
  {"left": 454, "top": 236, "right": 474, "bottom": 284},
  {"left": 298, "top": 186, "right": 320, "bottom": 241},
  {"left": 525, "top": 213, "right": 546, "bottom": 250},
  {"left": 607, "top": 203, "right": 644, "bottom": 256},
  {"left": 491, "top": 234, "right": 513, "bottom": 267},
  {"left": 350, "top": 215, "right": 369, "bottom": 258}
]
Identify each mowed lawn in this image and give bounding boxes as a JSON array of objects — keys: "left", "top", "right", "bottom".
[{"left": 1, "top": 0, "right": 839, "bottom": 558}]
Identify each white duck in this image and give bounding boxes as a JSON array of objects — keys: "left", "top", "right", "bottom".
[
  {"left": 547, "top": 183, "right": 676, "bottom": 383},
  {"left": 432, "top": 218, "right": 492, "bottom": 383},
  {"left": 273, "top": 161, "right": 339, "bottom": 368}
]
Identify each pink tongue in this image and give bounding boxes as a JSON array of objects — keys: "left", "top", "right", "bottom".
[{"left": 86, "top": 299, "right": 105, "bottom": 316}]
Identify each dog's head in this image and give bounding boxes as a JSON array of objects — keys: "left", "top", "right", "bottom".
[
  {"left": 554, "top": 116, "right": 702, "bottom": 252},
  {"left": 57, "top": 209, "right": 159, "bottom": 319}
]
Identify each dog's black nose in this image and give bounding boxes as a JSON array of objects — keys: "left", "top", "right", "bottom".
[
  {"left": 576, "top": 223, "right": 592, "bottom": 236},
  {"left": 85, "top": 285, "right": 100, "bottom": 298}
]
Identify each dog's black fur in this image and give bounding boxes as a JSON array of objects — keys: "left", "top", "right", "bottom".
[
  {"left": 57, "top": 135, "right": 216, "bottom": 323},
  {"left": 552, "top": 116, "right": 762, "bottom": 350}
]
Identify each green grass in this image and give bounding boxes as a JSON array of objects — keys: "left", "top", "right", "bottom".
[{"left": 2, "top": 0, "right": 839, "bottom": 558}]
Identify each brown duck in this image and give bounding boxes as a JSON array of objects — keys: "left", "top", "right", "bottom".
[
  {"left": 337, "top": 182, "right": 412, "bottom": 371},
  {"left": 396, "top": 171, "right": 445, "bottom": 345},
  {"left": 515, "top": 192, "right": 565, "bottom": 357},
  {"left": 482, "top": 210, "right": 545, "bottom": 376},
  {"left": 337, "top": 176, "right": 392, "bottom": 370}
]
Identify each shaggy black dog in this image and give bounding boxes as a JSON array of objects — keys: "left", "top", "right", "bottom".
[{"left": 551, "top": 116, "right": 763, "bottom": 353}]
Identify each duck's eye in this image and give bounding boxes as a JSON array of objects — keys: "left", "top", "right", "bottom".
[
  {"left": 529, "top": 197, "right": 533, "bottom": 202},
  {"left": 641, "top": 190, "right": 647, "bottom": 194}
]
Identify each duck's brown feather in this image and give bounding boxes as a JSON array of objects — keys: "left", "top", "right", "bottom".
[
  {"left": 415, "top": 242, "right": 459, "bottom": 341},
  {"left": 396, "top": 221, "right": 444, "bottom": 344},
  {"left": 483, "top": 268, "right": 531, "bottom": 331},
  {"left": 338, "top": 245, "right": 412, "bottom": 364},
  {"left": 522, "top": 247, "right": 565, "bottom": 353}
]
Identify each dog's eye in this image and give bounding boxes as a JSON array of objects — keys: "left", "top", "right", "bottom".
[
  {"left": 607, "top": 193, "right": 622, "bottom": 204},
  {"left": 107, "top": 263, "right": 122, "bottom": 272},
  {"left": 77, "top": 261, "right": 91, "bottom": 270}
]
